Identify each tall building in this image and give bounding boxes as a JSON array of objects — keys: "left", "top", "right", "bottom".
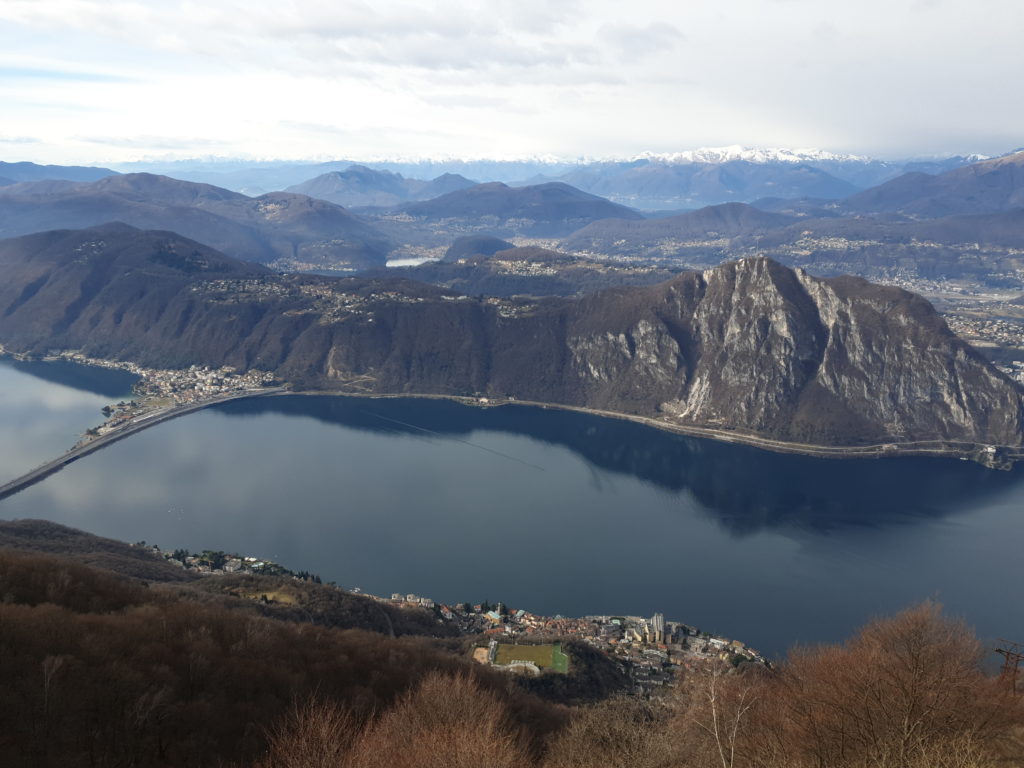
[{"left": 651, "top": 612, "right": 666, "bottom": 644}]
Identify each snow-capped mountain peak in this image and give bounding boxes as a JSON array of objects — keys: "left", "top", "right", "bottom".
[{"left": 636, "top": 145, "right": 872, "bottom": 165}]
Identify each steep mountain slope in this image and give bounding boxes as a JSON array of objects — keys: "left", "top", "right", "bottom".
[
  {"left": 398, "top": 182, "right": 643, "bottom": 237},
  {"left": 844, "top": 151, "right": 1024, "bottom": 217},
  {"left": 285, "top": 165, "right": 476, "bottom": 208},
  {"left": 0, "top": 226, "right": 1019, "bottom": 458},
  {"left": 0, "top": 173, "right": 394, "bottom": 271}
]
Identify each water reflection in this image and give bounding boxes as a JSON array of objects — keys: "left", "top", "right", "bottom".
[
  {"left": 0, "top": 359, "right": 137, "bottom": 483},
  {"left": 1, "top": 359, "right": 138, "bottom": 399},
  {"left": 4, "top": 373, "right": 1024, "bottom": 657},
  {"left": 217, "top": 396, "right": 1024, "bottom": 536}
]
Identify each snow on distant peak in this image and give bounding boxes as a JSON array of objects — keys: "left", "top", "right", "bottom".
[{"left": 636, "top": 145, "right": 872, "bottom": 165}]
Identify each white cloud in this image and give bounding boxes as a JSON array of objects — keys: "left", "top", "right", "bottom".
[{"left": 0, "top": 0, "right": 1022, "bottom": 163}]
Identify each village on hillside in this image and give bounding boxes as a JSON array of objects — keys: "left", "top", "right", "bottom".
[{"left": 151, "top": 544, "right": 766, "bottom": 697}]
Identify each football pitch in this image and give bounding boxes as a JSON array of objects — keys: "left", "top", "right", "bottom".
[{"left": 494, "top": 642, "right": 569, "bottom": 673}]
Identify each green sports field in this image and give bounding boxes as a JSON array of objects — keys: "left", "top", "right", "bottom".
[{"left": 494, "top": 642, "right": 569, "bottom": 673}]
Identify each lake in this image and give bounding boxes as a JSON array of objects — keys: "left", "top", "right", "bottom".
[
  {"left": 0, "top": 358, "right": 137, "bottom": 483},
  {"left": 2, "top": 358, "right": 1023, "bottom": 658}
]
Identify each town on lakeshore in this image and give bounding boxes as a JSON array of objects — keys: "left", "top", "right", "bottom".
[
  {"left": 152, "top": 543, "right": 767, "bottom": 697},
  {"left": 0, "top": 345, "right": 280, "bottom": 446}
]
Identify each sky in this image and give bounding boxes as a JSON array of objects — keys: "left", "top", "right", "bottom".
[{"left": 1, "top": 0, "right": 1022, "bottom": 166}]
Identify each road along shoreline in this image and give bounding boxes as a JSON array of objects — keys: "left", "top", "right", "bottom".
[
  {"left": 2, "top": 385, "right": 1020, "bottom": 504},
  {"left": 274, "top": 389, "right": 1024, "bottom": 468},
  {"left": 0, "top": 388, "right": 286, "bottom": 502}
]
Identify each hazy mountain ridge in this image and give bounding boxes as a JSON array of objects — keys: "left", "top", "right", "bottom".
[
  {"left": 0, "top": 225, "right": 1019, "bottom": 455},
  {"left": 0, "top": 160, "right": 118, "bottom": 184},
  {"left": 393, "top": 181, "right": 644, "bottom": 238},
  {"left": 285, "top": 165, "right": 476, "bottom": 208},
  {"left": 0, "top": 173, "right": 394, "bottom": 272},
  {"left": 843, "top": 151, "right": 1024, "bottom": 217},
  {"left": 557, "top": 150, "right": 1024, "bottom": 288},
  {"left": 535, "top": 159, "right": 859, "bottom": 210},
  {"left": 5, "top": 151, "right": 1024, "bottom": 291},
  {"left": 113, "top": 148, "right": 993, "bottom": 208}
]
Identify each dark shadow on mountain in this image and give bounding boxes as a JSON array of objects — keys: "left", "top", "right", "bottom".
[{"left": 214, "top": 395, "right": 1024, "bottom": 537}]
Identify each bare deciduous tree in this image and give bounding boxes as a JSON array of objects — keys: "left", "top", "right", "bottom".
[{"left": 258, "top": 698, "right": 359, "bottom": 768}]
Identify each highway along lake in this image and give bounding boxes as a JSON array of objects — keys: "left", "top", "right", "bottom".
[{"left": 2, "top": 357, "right": 1024, "bottom": 658}]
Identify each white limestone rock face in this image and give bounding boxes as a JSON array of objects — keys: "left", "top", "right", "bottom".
[{"left": 547, "top": 256, "right": 1023, "bottom": 448}]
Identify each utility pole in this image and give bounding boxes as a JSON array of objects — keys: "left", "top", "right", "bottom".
[{"left": 995, "top": 639, "right": 1024, "bottom": 693}]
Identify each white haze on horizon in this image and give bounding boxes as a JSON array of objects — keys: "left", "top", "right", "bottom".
[{"left": 0, "top": 0, "right": 1021, "bottom": 166}]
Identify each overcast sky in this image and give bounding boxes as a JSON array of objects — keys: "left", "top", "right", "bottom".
[{"left": 1, "top": 0, "right": 1021, "bottom": 165}]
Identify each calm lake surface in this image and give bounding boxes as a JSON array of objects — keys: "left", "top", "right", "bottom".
[
  {"left": 2, "top": 358, "right": 1023, "bottom": 657},
  {"left": 0, "top": 358, "right": 137, "bottom": 484}
]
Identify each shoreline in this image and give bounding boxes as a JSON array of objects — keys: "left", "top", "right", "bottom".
[
  {"left": 1, "top": 349, "right": 1020, "bottom": 503},
  {"left": 279, "top": 388, "right": 1024, "bottom": 468},
  {"left": 0, "top": 387, "right": 286, "bottom": 502}
]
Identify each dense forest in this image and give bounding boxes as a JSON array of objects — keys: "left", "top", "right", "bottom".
[{"left": 1, "top": 539, "right": 1022, "bottom": 767}]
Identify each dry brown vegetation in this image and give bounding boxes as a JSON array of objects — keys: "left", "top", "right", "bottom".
[
  {"left": 2, "top": 544, "right": 1022, "bottom": 768},
  {"left": 257, "top": 604, "right": 1024, "bottom": 768},
  {"left": 0, "top": 548, "right": 562, "bottom": 767}
]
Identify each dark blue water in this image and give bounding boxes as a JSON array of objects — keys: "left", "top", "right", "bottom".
[{"left": 2, "top": 361, "right": 1023, "bottom": 658}]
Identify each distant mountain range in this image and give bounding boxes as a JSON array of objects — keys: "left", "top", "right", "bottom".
[
  {"left": 0, "top": 160, "right": 118, "bottom": 185},
  {"left": 843, "top": 152, "right": 1024, "bottom": 217},
  {"left": 3, "top": 149, "right": 1023, "bottom": 290},
  {"left": 284, "top": 165, "right": 476, "bottom": 208},
  {"left": 0, "top": 173, "right": 393, "bottom": 272},
  {"left": 0, "top": 224, "right": 1019, "bottom": 460},
  {"left": 525, "top": 159, "right": 859, "bottom": 211},
  {"left": 559, "top": 152, "right": 1024, "bottom": 289},
  {"left": 395, "top": 181, "right": 643, "bottom": 238},
  {"left": 114, "top": 147, "right": 998, "bottom": 210}
]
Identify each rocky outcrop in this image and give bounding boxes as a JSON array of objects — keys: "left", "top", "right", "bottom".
[{"left": 1, "top": 226, "right": 1020, "bottom": 455}]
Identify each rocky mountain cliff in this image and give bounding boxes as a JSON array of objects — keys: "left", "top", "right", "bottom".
[{"left": 1, "top": 225, "right": 1020, "bottom": 456}]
